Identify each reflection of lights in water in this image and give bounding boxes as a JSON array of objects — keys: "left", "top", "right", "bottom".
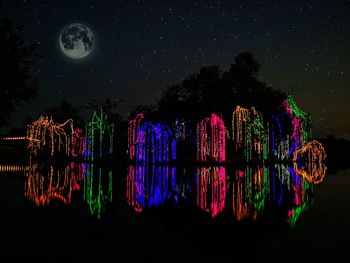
[
  {"left": 196, "top": 167, "right": 226, "bottom": 218},
  {"left": 24, "top": 163, "right": 84, "bottom": 206},
  {"left": 197, "top": 114, "right": 226, "bottom": 162},
  {"left": 85, "top": 108, "right": 114, "bottom": 160},
  {"left": 126, "top": 165, "right": 176, "bottom": 212},
  {"left": 83, "top": 164, "right": 112, "bottom": 219}
]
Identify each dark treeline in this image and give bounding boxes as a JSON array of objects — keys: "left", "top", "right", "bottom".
[{"left": 131, "top": 52, "right": 286, "bottom": 125}]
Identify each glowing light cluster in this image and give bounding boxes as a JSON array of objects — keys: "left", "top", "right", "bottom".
[
  {"left": 135, "top": 122, "right": 176, "bottom": 163},
  {"left": 126, "top": 165, "right": 176, "bottom": 212},
  {"left": 196, "top": 167, "right": 226, "bottom": 217},
  {"left": 197, "top": 113, "right": 226, "bottom": 162},
  {"left": 85, "top": 108, "right": 114, "bottom": 160},
  {"left": 27, "top": 116, "right": 75, "bottom": 156}
]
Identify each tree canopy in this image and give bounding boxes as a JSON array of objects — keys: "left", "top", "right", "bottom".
[
  {"left": 154, "top": 52, "right": 286, "bottom": 124},
  {"left": 0, "top": 16, "right": 39, "bottom": 126}
]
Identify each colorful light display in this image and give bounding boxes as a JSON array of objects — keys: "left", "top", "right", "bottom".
[
  {"left": 135, "top": 122, "right": 176, "bottom": 163},
  {"left": 84, "top": 164, "right": 113, "bottom": 219},
  {"left": 126, "top": 165, "right": 176, "bottom": 212},
  {"left": 85, "top": 108, "right": 114, "bottom": 160},
  {"left": 196, "top": 166, "right": 226, "bottom": 217},
  {"left": 197, "top": 113, "right": 226, "bottom": 162},
  {"left": 27, "top": 116, "right": 75, "bottom": 156}
]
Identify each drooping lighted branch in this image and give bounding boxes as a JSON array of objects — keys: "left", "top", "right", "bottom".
[{"left": 197, "top": 113, "right": 226, "bottom": 162}]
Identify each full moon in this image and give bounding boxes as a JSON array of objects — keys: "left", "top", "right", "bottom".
[{"left": 59, "top": 23, "right": 94, "bottom": 59}]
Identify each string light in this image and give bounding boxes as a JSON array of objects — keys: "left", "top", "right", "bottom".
[{"left": 197, "top": 113, "right": 226, "bottom": 162}]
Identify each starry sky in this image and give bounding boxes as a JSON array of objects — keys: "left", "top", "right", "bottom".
[{"left": 1, "top": 0, "right": 350, "bottom": 139}]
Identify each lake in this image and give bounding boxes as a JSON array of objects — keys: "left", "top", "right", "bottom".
[{"left": 0, "top": 161, "right": 348, "bottom": 261}]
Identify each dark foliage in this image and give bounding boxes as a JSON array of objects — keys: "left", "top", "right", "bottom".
[{"left": 0, "top": 16, "right": 39, "bottom": 126}]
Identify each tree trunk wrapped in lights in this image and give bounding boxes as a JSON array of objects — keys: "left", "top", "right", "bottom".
[
  {"left": 85, "top": 108, "right": 114, "bottom": 160},
  {"left": 27, "top": 116, "right": 75, "bottom": 157},
  {"left": 197, "top": 113, "right": 226, "bottom": 162}
]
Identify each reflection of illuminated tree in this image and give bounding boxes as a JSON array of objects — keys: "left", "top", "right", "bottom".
[
  {"left": 231, "top": 166, "right": 269, "bottom": 221},
  {"left": 24, "top": 162, "right": 84, "bottom": 206},
  {"left": 126, "top": 165, "right": 176, "bottom": 212},
  {"left": 196, "top": 167, "right": 226, "bottom": 218},
  {"left": 197, "top": 114, "right": 226, "bottom": 162},
  {"left": 84, "top": 164, "right": 112, "bottom": 219},
  {"left": 27, "top": 116, "right": 75, "bottom": 156}
]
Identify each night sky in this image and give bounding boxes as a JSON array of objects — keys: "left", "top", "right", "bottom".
[{"left": 2, "top": 0, "right": 349, "bottom": 139}]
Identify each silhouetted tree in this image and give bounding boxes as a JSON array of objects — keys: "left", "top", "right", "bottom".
[
  {"left": 0, "top": 16, "right": 39, "bottom": 126},
  {"left": 45, "top": 99, "right": 82, "bottom": 126},
  {"left": 156, "top": 52, "right": 285, "bottom": 124}
]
